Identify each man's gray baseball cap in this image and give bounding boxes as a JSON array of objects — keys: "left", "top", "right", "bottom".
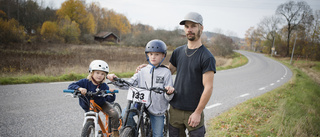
[{"left": 179, "top": 12, "right": 203, "bottom": 26}]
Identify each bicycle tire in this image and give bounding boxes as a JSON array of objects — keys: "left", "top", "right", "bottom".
[
  {"left": 120, "top": 127, "right": 135, "bottom": 137},
  {"left": 81, "top": 120, "right": 96, "bottom": 137},
  {"left": 113, "top": 103, "right": 122, "bottom": 118},
  {"left": 144, "top": 116, "right": 152, "bottom": 137}
]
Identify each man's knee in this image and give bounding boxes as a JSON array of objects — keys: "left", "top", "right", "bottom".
[
  {"left": 169, "top": 124, "right": 187, "bottom": 137},
  {"left": 169, "top": 124, "right": 180, "bottom": 137},
  {"left": 188, "top": 126, "right": 205, "bottom": 137}
]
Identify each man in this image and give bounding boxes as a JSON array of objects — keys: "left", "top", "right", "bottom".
[{"left": 168, "top": 12, "right": 216, "bottom": 137}]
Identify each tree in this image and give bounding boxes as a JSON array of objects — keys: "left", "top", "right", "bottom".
[
  {"left": 40, "top": 21, "right": 62, "bottom": 42},
  {"left": 87, "top": 2, "right": 101, "bottom": 33},
  {"left": 0, "top": 18, "right": 25, "bottom": 43},
  {"left": 257, "top": 15, "right": 281, "bottom": 54},
  {"left": 19, "top": 0, "right": 42, "bottom": 34},
  {"left": 59, "top": 16, "right": 81, "bottom": 43},
  {"left": 211, "top": 34, "right": 234, "bottom": 57},
  {"left": 304, "top": 10, "right": 320, "bottom": 60},
  {"left": 245, "top": 27, "right": 255, "bottom": 51},
  {"left": 0, "top": 10, "right": 7, "bottom": 20},
  {"left": 115, "top": 14, "right": 131, "bottom": 35},
  {"left": 56, "top": 0, "right": 95, "bottom": 35},
  {"left": 245, "top": 27, "right": 262, "bottom": 52},
  {"left": 276, "top": 1, "right": 313, "bottom": 56}
]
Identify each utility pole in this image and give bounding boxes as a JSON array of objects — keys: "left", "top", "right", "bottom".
[
  {"left": 271, "top": 31, "right": 275, "bottom": 57},
  {"left": 290, "top": 34, "right": 297, "bottom": 65}
]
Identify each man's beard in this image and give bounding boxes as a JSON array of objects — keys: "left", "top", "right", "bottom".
[{"left": 187, "top": 30, "right": 201, "bottom": 41}]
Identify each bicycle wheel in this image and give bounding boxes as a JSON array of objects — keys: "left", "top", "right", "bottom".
[
  {"left": 113, "top": 103, "right": 122, "bottom": 118},
  {"left": 81, "top": 120, "right": 95, "bottom": 137},
  {"left": 144, "top": 116, "right": 152, "bottom": 137},
  {"left": 120, "top": 127, "right": 135, "bottom": 137}
]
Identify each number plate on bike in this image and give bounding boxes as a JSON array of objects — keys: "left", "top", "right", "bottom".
[{"left": 127, "top": 87, "right": 150, "bottom": 103}]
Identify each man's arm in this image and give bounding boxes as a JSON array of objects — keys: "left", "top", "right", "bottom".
[
  {"left": 188, "top": 71, "right": 214, "bottom": 127},
  {"left": 168, "top": 63, "right": 177, "bottom": 75}
]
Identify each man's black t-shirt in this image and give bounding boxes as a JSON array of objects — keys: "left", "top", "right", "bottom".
[{"left": 169, "top": 44, "right": 216, "bottom": 111}]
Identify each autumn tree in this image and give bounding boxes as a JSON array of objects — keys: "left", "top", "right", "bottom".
[
  {"left": 0, "top": 18, "right": 25, "bottom": 44},
  {"left": 276, "top": 0, "right": 313, "bottom": 56},
  {"left": 245, "top": 27, "right": 263, "bottom": 52},
  {"left": 115, "top": 14, "right": 131, "bottom": 36},
  {"left": 245, "top": 27, "right": 255, "bottom": 51},
  {"left": 87, "top": 2, "right": 101, "bottom": 33},
  {"left": 101, "top": 9, "right": 131, "bottom": 36},
  {"left": 56, "top": 0, "right": 95, "bottom": 35},
  {"left": 40, "top": 21, "right": 63, "bottom": 42},
  {"left": 59, "top": 16, "right": 81, "bottom": 43}
]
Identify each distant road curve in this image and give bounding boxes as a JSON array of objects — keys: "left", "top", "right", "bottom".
[
  {"left": 0, "top": 50, "right": 292, "bottom": 136},
  {"left": 203, "top": 50, "right": 292, "bottom": 121}
]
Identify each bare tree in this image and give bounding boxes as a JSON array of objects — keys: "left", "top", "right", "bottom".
[
  {"left": 211, "top": 34, "right": 234, "bottom": 57},
  {"left": 276, "top": 0, "right": 313, "bottom": 56},
  {"left": 245, "top": 27, "right": 262, "bottom": 51},
  {"left": 257, "top": 15, "right": 281, "bottom": 54},
  {"left": 306, "top": 10, "right": 320, "bottom": 60}
]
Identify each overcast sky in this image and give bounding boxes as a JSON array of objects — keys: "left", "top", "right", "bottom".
[{"left": 46, "top": 0, "right": 320, "bottom": 38}]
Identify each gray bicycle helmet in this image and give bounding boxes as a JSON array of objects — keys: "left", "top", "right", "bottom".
[{"left": 145, "top": 39, "right": 167, "bottom": 57}]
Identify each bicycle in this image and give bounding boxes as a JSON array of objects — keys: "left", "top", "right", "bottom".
[
  {"left": 63, "top": 89, "right": 122, "bottom": 137},
  {"left": 109, "top": 78, "right": 170, "bottom": 137}
]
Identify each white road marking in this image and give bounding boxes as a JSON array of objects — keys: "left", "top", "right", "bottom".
[
  {"left": 277, "top": 80, "right": 280, "bottom": 82},
  {"left": 259, "top": 87, "right": 266, "bottom": 90},
  {"left": 270, "top": 83, "right": 274, "bottom": 86},
  {"left": 238, "top": 93, "right": 250, "bottom": 98},
  {"left": 205, "top": 103, "right": 222, "bottom": 109}
]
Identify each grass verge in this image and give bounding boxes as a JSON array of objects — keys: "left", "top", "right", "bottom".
[
  {"left": 216, "top": 52, "right": 248, "bottom": 70},
  {"left": 0, "top": 52, "right": 248, "bottom": 85},
  {"left": 206, "top": 59, "right": 320, "bottom": 137},
  {"left": 0, "top": 72, "right": 134, "bottom": 85}
]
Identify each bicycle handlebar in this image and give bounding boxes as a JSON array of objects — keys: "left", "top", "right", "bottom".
[
  {"left": 111, "top": 78, "right": 173, "bottom": 94},
  {"left": 63, "top": 89, "right": 119, "bottom": 95},
  {"left": 149, "top": 87, "right": 168, "bottom": 94}
]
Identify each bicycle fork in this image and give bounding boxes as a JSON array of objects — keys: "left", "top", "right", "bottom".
[{"left": 83, "top": 111, "right": 110, "bottom": 137}]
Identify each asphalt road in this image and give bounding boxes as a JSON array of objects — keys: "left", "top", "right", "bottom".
[{"left": 0, "top": 51, "right": 292, "bottom": 137}]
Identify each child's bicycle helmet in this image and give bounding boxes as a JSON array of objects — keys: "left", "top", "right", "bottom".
[
  {"left": 89, "top": 60, "right": 109, "bottom": 73},
  {"left": 145, "top": 39, "right": 167, "bottom": 58},
  {"left": 145, "top": 39, "right": 167, "bottom": 72}
]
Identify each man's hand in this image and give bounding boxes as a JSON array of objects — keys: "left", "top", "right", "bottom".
[
  {"left": 136, "top": 64, "right": 147, "bottom": 73},
  {"left": 188, "top": 112, "right": 201, "bottom": 127}
]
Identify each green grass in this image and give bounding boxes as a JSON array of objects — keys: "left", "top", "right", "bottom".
[
  {"left": 216, "top": 52, "right": 248, "bottom": 70},
  {"left": 206, "top": 59, "right": 320, "bottom": 137},
  {"left": 0, "top": 73, "right": 87, "bottom": 85},
  {"left": 0, "top": 72, "right": 134, "bottom": 85}
]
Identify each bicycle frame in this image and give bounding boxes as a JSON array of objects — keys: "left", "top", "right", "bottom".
[
  {"left": 121, "top": 99, "right": 149, "bottom": 137},
  {"left": 84, "top": 99, "right": 111, "bottom": 137},
  {"left": 63, "top": 89, "right": 122, "bottom": 137},
  {"left": 109, "top": 78, "right": 170, "bottom": 137}
]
